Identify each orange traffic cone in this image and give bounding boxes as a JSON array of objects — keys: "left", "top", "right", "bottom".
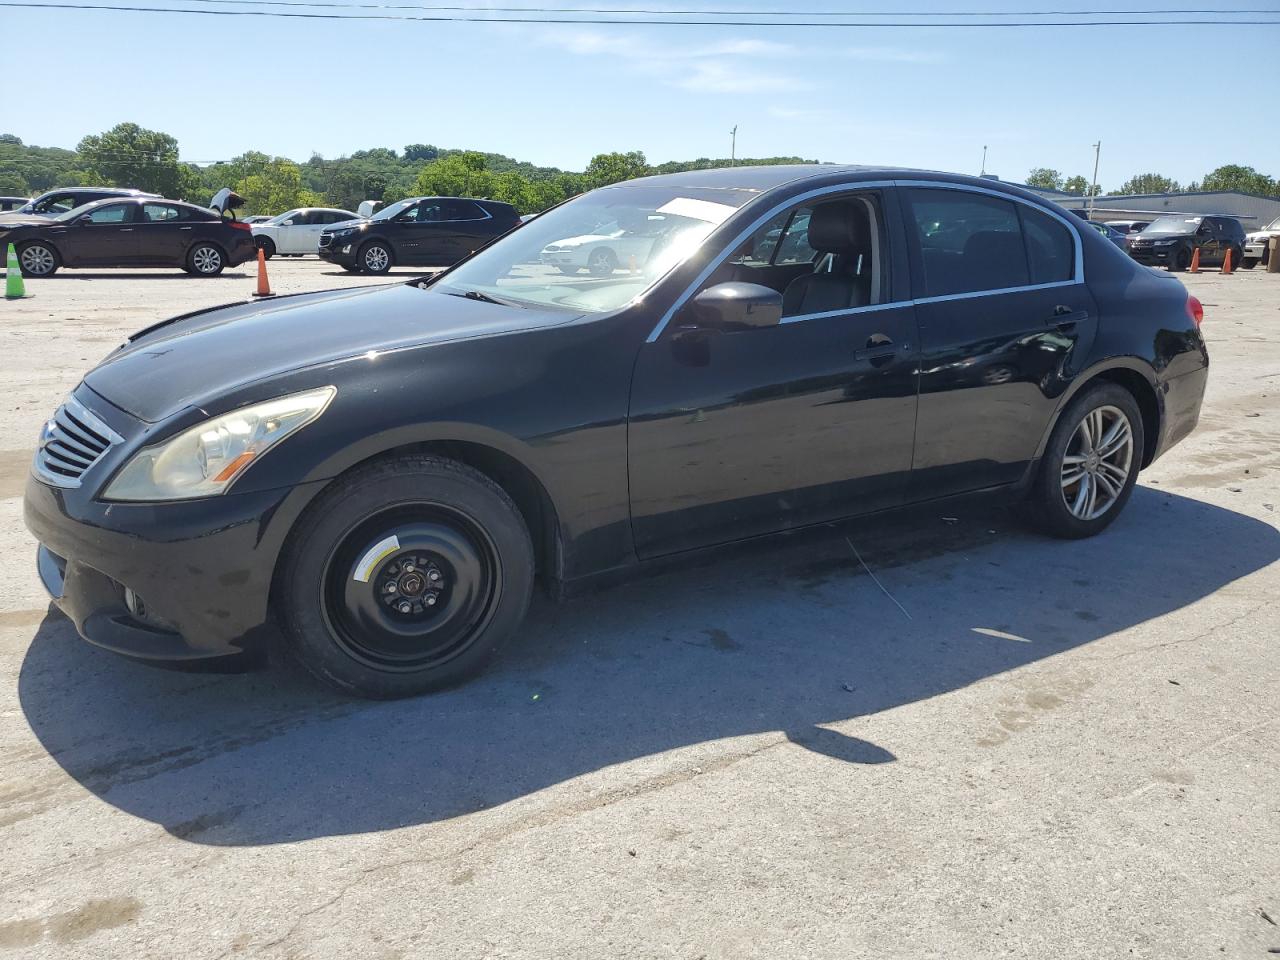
[
  {"left": 252, "top": 247, "right": 274, "bottom": 297},
  {"left": 1222, "top": 247, "right": 1233, "bottom": 275},
  {"left": 1188, "top": 248, "right": 1200, "bottom": 274}
]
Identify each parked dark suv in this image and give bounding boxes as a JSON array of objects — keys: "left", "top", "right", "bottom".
[
  {"left": 25, "top": 166, "right": 1209, "bottom": 699},
  {"left": 1128, "top": 214, "right": 1246, "bottom": 271},
  {"left": 2, "top": 187, "right": 159, "bottom": 219},
  {"left": 318, "top": 196, "right": 520, "bottom": 274}
]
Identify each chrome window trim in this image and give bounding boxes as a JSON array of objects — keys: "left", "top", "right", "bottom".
[{"left": 645, "top": 177, "right": 1086, "bottom": 343}]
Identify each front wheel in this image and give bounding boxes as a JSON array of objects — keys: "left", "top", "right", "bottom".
[
  {"left": 587, "top": 248, "right": 617, "bottom": 277},
  {"left": 18, "top": 241, "right": 59, "bottom": 277},
  {"left": 1027, "top": 383, "right": 1144, "bottom": 539},
  {"left": 359, "top": 241, "right": 392, "bottom": 274},
  {"left": 277, "top": 455, "right": 534, "bottom": 699},
  {"left": 255, "top": 237, "right": 276, "bottom": 259},
  {"left": 1168, "top": 247, "right": 1190, "bottom": 272},
  {"left": 1241, "top": 258, "right": 1259, "bottom": 270}
]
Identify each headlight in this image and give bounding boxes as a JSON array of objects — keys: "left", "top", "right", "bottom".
[
  {"left": 103, "top": 386, "right": 335, "bottom": 501},
  {"left": 332, "top": 227, "right": 357, "bottom": 238}
]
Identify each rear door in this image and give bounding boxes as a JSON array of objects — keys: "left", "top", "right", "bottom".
[
  {"left": 903, "top": 185, "right": 1096, "bottom": 497},
  {"left": 63, "top": 202, "right": 140, "bottom": 265},
  {"left": 135, "top": 202, "right": 189, "bottom": 264},
  {"left": 438, "top": 199, "right": 495, "bottom": 262}
]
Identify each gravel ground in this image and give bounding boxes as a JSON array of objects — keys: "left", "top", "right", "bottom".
[{"left": 0, "top": 259, "right": 1277, "bottom": 959}]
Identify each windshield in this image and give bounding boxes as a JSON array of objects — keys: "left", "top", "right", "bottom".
[
  {"left": 1144, "top": 216, "right": 1201, "bottom": 234},
  {"left": 52, "top": 202, "right": 102, "bottom": 223},
  {"left": 268, "top": 209, "right": 302, "bottom": 225},
  {"left": 431, "top": 184, "right": 757, "bottom": 314},
  {"left": 371, "top": 198, "right": 418, "bottom": 221},
  {"left": 1264, "top": 216, "right": 1280, "bottom": 231}
]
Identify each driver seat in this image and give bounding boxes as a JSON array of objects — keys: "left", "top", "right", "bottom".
[{"left": 782, "top": 201, "right": 873, "bottom": 316}]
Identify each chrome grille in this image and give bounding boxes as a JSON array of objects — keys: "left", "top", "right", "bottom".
[{"left": 34, "top": 396, "right": 123, "bottom": 488}]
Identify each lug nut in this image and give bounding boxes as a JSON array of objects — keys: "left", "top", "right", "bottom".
[
  {"left": 429, "top": 571, "right": 441, "bottom": 582},
  {"left": 425, "top": 595, "right": 437, "bottom": 606},
  {"left": 385, "top": 583, "right": 397, "bottom": 594},
  {"left": 402, "top": 562, "right": 415, "bottom": 573},
  {"left": 398, "top": 601, "right": 412, "bottom": 614}
]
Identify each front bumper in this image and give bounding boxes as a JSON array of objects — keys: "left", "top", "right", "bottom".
[
  {"left": 1129, "top": 245, "right": 1177, "bottom": 265},
  {"left": 24, "top": 465, "right": 325, "bottom": 664},
  {"left": 318, "top": 234, "right": 360, "bottom": 266},
  {"left": 1244, "top": 241, "right": 1270, "bottom": 262}
]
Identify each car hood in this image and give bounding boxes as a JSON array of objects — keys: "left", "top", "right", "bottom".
[
  {"left": 1130, "top": 232, "right": 1190, "bottom": 241},
  {"left": 0, "top": 215, "right": 49, "bottom": 228},
  {"left": 324, "top": 218, "right": 370, "bottom": 232},
  {"left": 1247, "top": 228, "right": 1280, "bottom": 241},
  {"left": 83, "top": 283, "right": 580, "bottom": 423}
]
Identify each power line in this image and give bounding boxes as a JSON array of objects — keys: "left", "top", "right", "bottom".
[
  {"left": 2, "top": 1, "right": 1278, "bottom": 24},
  {"left": 110, "top": 1, "right": 1280, "bottom": 14}
]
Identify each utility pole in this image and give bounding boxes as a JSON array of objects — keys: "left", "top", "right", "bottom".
[
  {"left": 730, "top": 125, "right": 738, "bottom": 166},
  {"left": 1087, "top": 140, "right": 1102, "bottom": 219},
  {"left": 980, "top": 145, "right": 988, "bottom": 176}
]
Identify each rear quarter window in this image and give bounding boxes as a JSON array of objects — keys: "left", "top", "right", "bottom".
[{"left": 1020, "top": 206, "right": 1075, "bottom": 284}]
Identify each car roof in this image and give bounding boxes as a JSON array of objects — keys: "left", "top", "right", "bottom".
[
  {"left": 35, "top": 186, "right": 157, "bottom": 198},
  {"left": 616, "top": 164, "right": 1060, "bottom": 205},
  {"left": 70, "top": 196, "right": 211, "bottom": 214}
]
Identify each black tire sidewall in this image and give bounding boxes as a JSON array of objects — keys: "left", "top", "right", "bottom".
[
  {"left": 278, "top": 456, "right": 534, "bottom": 698},
  {"left": 187, "top": 243, "right": 226, "bottom": 276},
  {"left": 256, "top": 237, "right": 275, "bottom": 259},
  {"left": 1032, "top": 383, "right": 1145, "bottom": 539},
  {"left": 17, "top": 241, "right": 59, "bottom": 277},
  {"left": 360, "top": 241, "right": 392, "bottom": 274}
]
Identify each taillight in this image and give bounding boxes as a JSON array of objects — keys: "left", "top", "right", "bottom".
[
  {"left": 1186, "top": 294, "right": 1204, "bottom": 328},
  {"left": 229, "top": 221, "right": 252, "bottom": 232}
]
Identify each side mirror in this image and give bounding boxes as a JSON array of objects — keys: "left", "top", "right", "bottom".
[
  {"left": 687, "top": 282, "right": 783, "bottom": 332},
  {"left": 282, "top": 219, "right": 295, "bottom": 227}
]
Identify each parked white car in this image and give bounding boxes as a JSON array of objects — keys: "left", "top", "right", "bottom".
[
  {"left": 539, "top": 216, "right": 674, "bottom": 276},
  {"left": 1243, "top": 215, "right": 1280, "bottom": 269},
  {"left": 251, "top": 207, "right": 359, "bottom": 257}
]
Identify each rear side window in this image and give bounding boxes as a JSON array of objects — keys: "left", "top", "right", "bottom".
[
  {"left": 441, "top": 199, "right": 487, "bottom": 221},
  {"left": 1021, "top": 205, "right": 1075, "bottom": 284},
  {"left": 908, "top": 189, "right": 1028, "bottom": 296},
  {"left": 142, "top": 203, "right": 184, "bottom": 223}
]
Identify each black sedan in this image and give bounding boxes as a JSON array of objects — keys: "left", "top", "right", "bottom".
[
  {"left": 25, "top": 165, "right": 1208, "bottom": 699},
  {"left": 2, "top": 196, "right": 256, "bottom": 277},
  {"left": 318, "top": 195, "right": 520, "bottom": 274}
]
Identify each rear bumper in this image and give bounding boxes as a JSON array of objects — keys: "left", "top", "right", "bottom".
[
  {"left": 24, "top": 471, "right": 326, "bottom": 663},
  {"left": 1152, "top": 363, "right": 1208, "bottom": 463},
  {"left": 227, "top": 235, "right": 258, "bottom": 267}
]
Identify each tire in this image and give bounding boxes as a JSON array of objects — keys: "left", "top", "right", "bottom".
[
  {"left": 586, "top": 248, "right": 617, "bottom": 277},
  {"left": 17, "top": 241, "right": 59, "bottom": 277},
  {"left": 277, "top": 455, "right": 534, "bottom": 699},
  {"left": 1242, "top": 258, "right": 1259, "bottom": 270},
  {"left": 1168, "top": 247, "right": 1190, "bottom": 272},
  {"left": 186, "top": 243, "right": 226, "bottom": 276},
  {"left": 359, "top": 241, "right": 392, "bottom": 275},
  {"left": 1027, "top": 382, "right": 1145, "bottom": 540},
  {"left": 1228, "top": 246, "right": 1244, "bottom": 270},
  {"left": 255, "top": 237, "right": 276, "bottom": 259},
  {"left": 557, "top": 266, "right": 581, "bottom": 275}
]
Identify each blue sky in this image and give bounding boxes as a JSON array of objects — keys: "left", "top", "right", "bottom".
[{"left": 5, "top": 2, "right": 1278, "bottom": 189}]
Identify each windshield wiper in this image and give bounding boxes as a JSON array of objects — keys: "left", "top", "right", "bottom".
[{"left": 441, "top": 288, "right": 525, "bottom": 308}]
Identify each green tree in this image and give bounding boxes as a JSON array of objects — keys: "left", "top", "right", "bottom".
[
  {"left": 0, "top": 171, "right": 27, "bottom": 195},
  {"left": 1025, "top": 167, "right": 1064, "bottom": 191},
  {"left": 403, "top": 144, "right": 439, "bottom": 163},
  {"left": 1062, "top": 175, "right": 1101, "bottom": 196},
  {"left": 77, "top": 122, "right": 190, "bottom": 196},
  {"left": 1111, "top": 173, "right": 1181, "bottom": 195},
  {"left": 584, "top": 151, "right": 649, "bottom": 189},
  {"left": 414, "top": 151, "right": 494, "bottom": 198},
  {"left": 233, "top": 156, "right": 316, "bottom": 215},
  {"left": 1199, "top": 164, "right": 1277, "bottom": 196}
]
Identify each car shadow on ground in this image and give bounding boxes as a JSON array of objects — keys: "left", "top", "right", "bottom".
[
  {"left": 16, "top": 488, "right": 1279, "bottom": 846},
  {"left": 36, "top": 271, "right": 252, "bottom": 281}
]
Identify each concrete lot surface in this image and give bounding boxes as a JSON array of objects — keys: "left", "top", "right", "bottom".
[{"left": 1, "top": 261, "right": 1277, "bottom": 959}]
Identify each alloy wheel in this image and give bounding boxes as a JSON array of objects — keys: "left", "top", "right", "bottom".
[
  {"left": 20, "top": 245, "right": 55, "bottom": 276},
  {"left": 363, "top": 245, "right": 390, "bottom": 273},
  {"left": 192, "top": 246, "right": 222, "bottom": 274},
  {"left": 1060, "top": 404, "right": 1134, "bottom": 521}
]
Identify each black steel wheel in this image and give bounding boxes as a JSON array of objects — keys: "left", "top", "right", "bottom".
[
  {"left": 1168, "top": 247, "right": 1191, "bottom": 272},
  {"left": 278, "top": 455, "right": 534, "bottom": 698},
  {"left": 256, "top": 236, "right": 276, "bottom": 259}
]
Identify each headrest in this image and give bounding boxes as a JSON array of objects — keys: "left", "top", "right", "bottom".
[{"left": 807, "top": 201, "right": 870, "bottom": 253}]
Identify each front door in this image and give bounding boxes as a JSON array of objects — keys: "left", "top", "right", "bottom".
[
  {"left": 62, "top": 201, "right": 140, "bottom": 265},
  {"left": 902, "top": 186, "right": 1097, "bottom": 497},
  {"left": 628, "top": 190, "right": 919, "bottom": 558}
]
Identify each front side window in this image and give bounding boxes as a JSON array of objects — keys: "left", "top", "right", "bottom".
[
  {"left": 86, "top": 203, "right": 132, "bottom": 224},
  {"left": 432, "top": 183, "right": 756, "bottom": 315},
  {"left": 908, "top": 189, "right": 1028, "bottom": 296}
]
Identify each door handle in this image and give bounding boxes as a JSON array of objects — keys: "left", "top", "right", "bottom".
[
  {"left": 1050, "top": 306, "right": 1089, "bottom": 327},
  {"left": 179, "top": 226, "right": 193, "bottom": 231},
  {"left": 119, "top": 228, "right": 133, "bottom": 232}
]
